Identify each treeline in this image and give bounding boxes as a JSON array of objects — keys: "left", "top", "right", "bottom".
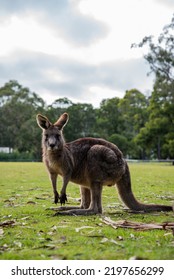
[
  {"left": 0, "top": 78, "right": 173, "bottom": 161},
  {"left": 0, "top": 16, "right": 174, "bottom": 161}
]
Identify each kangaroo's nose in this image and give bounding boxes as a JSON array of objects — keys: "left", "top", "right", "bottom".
[{"left": 50, "top": 143, "right": 55, "bottom": 149}]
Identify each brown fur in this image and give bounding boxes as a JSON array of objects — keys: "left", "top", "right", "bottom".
[{"left": 36, "top": 113, "right": 173, "bottom": 215}]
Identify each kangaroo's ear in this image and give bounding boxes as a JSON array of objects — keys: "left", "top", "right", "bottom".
[
  {"left": 54, "top": 113, "right": 69, "bottom": 130},
  {"left": 36, "top": 114, "right": 51, "bottom": 130}
]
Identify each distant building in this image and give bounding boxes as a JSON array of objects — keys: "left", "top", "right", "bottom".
[{"left": 0, "top": 147, "right": 13, "bottom": 153}]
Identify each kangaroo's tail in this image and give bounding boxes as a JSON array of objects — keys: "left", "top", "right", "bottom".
[{"left": 116, "top": 162, "right": 173, "bottom": 212}]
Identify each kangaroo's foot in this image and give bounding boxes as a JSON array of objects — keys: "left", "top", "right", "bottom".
[
  {"left": 54, "top": 208, "right": 101, "bottom": 216},
  {"left": 47, "top": 206, "right": 81, "bottom": 211}
]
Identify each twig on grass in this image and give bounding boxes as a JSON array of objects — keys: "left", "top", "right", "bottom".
[{"left": 102, "top": 216, "right": 174, "bottom": 231}]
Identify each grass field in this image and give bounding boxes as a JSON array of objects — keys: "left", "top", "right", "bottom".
[{"left": 0, "top": 162, "right": 174, "bottom": 260}]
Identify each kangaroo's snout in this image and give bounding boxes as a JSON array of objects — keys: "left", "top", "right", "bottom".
[
  {"left": 49, "top": 143, "right": 56, "bottom": 150},
  {"left": 47, "top": 136, "right": 58, "bottom": 150}
]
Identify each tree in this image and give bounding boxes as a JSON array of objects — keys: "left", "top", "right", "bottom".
[
  {"left": 108, "top": 133, "right": 128, "bottom": 156},
  {"left": 133, "top": 15, "right": 174, "bottom": 158},
  {"left": 0, "top": 80, "right": 46, "bottom": 158},
  {"left": 96, "top": 97, "right": 122, "bottom": 139},
  {"left": 46, "top": 99, "right": 97, "bottom": 141},
  {"left": 46, "top": 97, "right": 73, "bottom": 125},
  {"left": 136, "top": 78, "right": 174, "bottom": 159},
  {"left": 67, "top": 103, "right": 96, "bottom": 141},
  {"left": 119, "top": 89, "right": 148, "bottom": 135},
  {"left": 118, "top": 89, "right": 148, "bottom": 158},
  {"left": 132, "top": 15, "right": 174, "bottom": 82}
]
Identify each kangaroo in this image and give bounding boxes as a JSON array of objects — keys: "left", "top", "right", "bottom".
[{"left": 36, "top": 112, "right": 173, "bottom": 215}]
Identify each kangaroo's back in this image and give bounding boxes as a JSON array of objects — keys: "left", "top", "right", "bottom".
[{"left": 66, "top": 137, "right": 125, "bottom": 186}]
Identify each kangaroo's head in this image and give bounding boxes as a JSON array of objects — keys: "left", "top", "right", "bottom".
[{"left": 36, "top": 113, "right": 69, "bottom": 151}]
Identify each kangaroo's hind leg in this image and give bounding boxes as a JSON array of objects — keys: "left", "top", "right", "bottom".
[{"left": 80, "top": 186, "right": 91, "bottom": 209}]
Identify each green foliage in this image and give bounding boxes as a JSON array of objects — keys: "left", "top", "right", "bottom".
[
  {"left": 0, "top": 151, "right": 35, "bottom": 162},
  {"left": 0, "top": 77, "right": 173, "bottom": 160},
  {"left": 133, "top": 15, "right": 174, "bottom": 159},
  {"left": 108, "top": 134, "right": 129, "bottom": 156},
  {"left": 135, "top": 68, "right": 174, "bottom": 159},
  {"left": 96, "top": 97, "right": 122, "bottom": 138},
  {"left": 0, "top": 162, "right": 174, "bottom": 260},
  {"left": 118, "top": 89, "right": 149, "bottom": 158},
  {"left": 119, "top": 89, "right": 148, "bottom": 134},
  {"left": 133, "top": 15, "right": 174, "bottom": 82},
  {"left": 0, "top": 81, "right": 149, "bottom": 159},
  {"left": 67, "top": 103, "right": 97, "bottom": 140},
  {"left": 0, "top": 80, "right": 46, "bottom": 160}
]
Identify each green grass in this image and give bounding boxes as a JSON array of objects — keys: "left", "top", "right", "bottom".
[{"left": 0, "top": 162, "right": 174, "bottom": 260}]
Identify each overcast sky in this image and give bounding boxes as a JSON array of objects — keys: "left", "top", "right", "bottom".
[{"left": 0, "top": 0, "right": 173, "bottom": 107}]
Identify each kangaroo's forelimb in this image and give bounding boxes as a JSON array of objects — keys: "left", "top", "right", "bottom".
[{"left": 50, "top": 172, "right": 59, "bottom": 204}]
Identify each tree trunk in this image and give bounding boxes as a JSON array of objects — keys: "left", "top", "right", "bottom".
[{"left": 157, "top": 136, "right": 161, "bottom": 159}]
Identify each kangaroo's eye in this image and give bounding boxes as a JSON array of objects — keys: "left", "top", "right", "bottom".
[
  {"left": 55, "top": 134, "right": 60, "bottom": 140},
  {"left": 45, "top": 134, "right": 48, "bottom": 141}
]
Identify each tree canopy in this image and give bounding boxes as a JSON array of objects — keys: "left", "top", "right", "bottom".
[{"left": 133, "top": 15, "right": 174, "bottom": 159}]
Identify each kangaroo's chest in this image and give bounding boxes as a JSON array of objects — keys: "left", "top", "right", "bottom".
[{"left": 46, "top": 155, "right": 63, "bottom": 176}]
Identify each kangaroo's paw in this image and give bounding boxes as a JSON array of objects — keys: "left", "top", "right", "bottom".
[{"left": 59, "top": 193, "right": 68, "bottom": 205}]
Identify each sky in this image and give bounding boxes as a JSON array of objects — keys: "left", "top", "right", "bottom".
[{"left": 0, "top": 0, "right": 173, "bottom": 107}]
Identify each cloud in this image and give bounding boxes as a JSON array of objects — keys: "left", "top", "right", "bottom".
[
  {"left": 0, "top": 50, "right": 152, "bottom": 106},
  {"left": 154, "top": 0, "right": 174, "bottom": 9},
  {"left": 0, "top": 0, "right": 156, "bottom": 107},
  {"left": 0, "top": 0, "right": 108, "bottom": 46}
]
